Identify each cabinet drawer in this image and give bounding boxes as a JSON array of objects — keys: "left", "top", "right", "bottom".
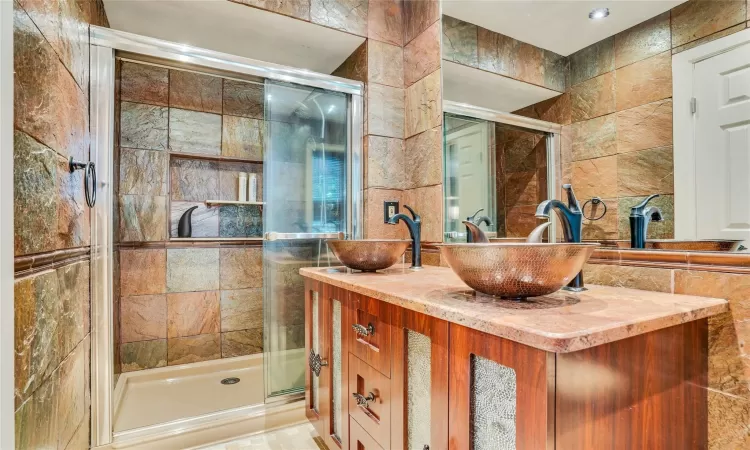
[
  {"left": 350, "top": 416, "right": 385, "bottom": 450},
  {"left": 349, "top": 354, "right": 391, "bottom": 449},
  {"left": 349, "top": 293, "right": 392, "bottom": 377}
]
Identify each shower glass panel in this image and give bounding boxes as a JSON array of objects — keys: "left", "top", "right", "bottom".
[{"left": 263, "top": 80, "right": 349, "bottom": 399}]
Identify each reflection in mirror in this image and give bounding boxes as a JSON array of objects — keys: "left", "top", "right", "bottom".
[
  {"left": 443, "top": 112, "right": 552, "bottom": 243},
  {"left": 440, "top": 1, "right": 750, "bottom": 252}
]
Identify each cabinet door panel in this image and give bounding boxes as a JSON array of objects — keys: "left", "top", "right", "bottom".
[
  {"left": 305, "top": 279, "right": 327, "bottom": 437},
  {"left": 349, "top": 293, "right": 393, "bottom": 378},
  {"left": 448, "top": 324, "right": 554, "bottom": 450},
  {"left": 391, "top": 309, "right": 449, "bottom": 450}
]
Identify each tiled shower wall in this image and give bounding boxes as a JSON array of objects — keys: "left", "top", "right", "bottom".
[
  {"left": 118, "top": 246, "right": 263, "bottom": 370},
  {"left": 13, "top": 1, "right": 109, "bottom": 448},
  {"left": 117, "top": 61, "right": 264, "bottom": 242},
  {"left": 115, "top": 61, "right": 267, "bottom": 372}
]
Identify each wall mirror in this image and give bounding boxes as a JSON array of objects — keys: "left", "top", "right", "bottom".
[
  {"left": 443, "top": 104, "right": 560, "bottom": 243},
  {"left": 440, "top": 0, "right": 750, "bottom": 252}
]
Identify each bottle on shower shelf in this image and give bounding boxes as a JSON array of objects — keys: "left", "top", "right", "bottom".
[
  {"left": 238, "top": 172, "right": 248, "bottom": 202},
  {"left": 248, "top": 173, "right": 258, "bottom": 202}
]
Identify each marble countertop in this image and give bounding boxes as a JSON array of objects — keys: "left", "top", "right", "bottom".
[{"left": 300, "top": 264, "right": 728, "bottom": 353}]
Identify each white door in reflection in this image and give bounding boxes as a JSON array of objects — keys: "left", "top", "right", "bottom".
[
  {"left": 444, "top": 114, "right": 495, "bottom": 242},
  {"left": 694, "top": 44, "right": 750, "bottom": 244}
]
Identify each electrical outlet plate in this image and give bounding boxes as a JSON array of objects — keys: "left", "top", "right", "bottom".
[{"left": 384, "top": 201, "right": 399, "bottom": 223}]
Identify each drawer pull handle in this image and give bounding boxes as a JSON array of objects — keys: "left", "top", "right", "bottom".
[
  {"left": 352, "top": 391, "right": 376, "bottom": 408},
  {"left": 352, "top": 322, "right": 375, "bottom": 337},
  {"left": 309, "top": 349, "right": 328, "bottom": 377}
]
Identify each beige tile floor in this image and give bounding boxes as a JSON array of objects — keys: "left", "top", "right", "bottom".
[{"left": 199, "top": 423, "right": 326, "bottom": 450}]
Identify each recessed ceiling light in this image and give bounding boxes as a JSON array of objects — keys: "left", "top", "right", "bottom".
[{"left": 589, "top": 8, "right": 609, "bottom": 20}]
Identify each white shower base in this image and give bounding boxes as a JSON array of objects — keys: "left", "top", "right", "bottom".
[
  {"left": 113, "top": 354, "right": 265, "bottom": 432},
  {"left": 107, "top": 350, "right": 308, "bottom": 449}
]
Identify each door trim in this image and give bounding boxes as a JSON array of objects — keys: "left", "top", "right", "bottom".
[
  {"left": 673, "top": 28, "right": 750, "bottom": 239},
  {"left": 0, "top": 1, "right": 14, "bottom": 446}
]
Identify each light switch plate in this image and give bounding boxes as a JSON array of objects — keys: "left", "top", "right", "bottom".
[{"left": 384, "top": 201, "right": 399, "bottom": 223}]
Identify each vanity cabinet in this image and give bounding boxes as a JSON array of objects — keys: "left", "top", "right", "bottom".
[
  {"left": 307, "top": 282, "right": 450, "bottom": 450},
  {"left": 304, "top": 277, "right": 711, "bottom": 450}
]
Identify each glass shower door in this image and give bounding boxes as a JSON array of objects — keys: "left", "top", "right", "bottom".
[{"left": 263, "top": 80, "right": 349, "bottom": 399}]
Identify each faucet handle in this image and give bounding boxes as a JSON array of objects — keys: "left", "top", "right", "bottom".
[
  {"left": 631, "top": 194, "right": 660, "bottom": 216},
  {"left": 467, "top": 208, "right": 484, "bottom": 221},
  {"left": 404, "top": 205, "right": 420, "bottom": 222},
  {"left": 646, "top": 206, "right": 664, "bottom": 222},
  {"left": 562, "top": 184, "right": 582, "bottom": 212}
]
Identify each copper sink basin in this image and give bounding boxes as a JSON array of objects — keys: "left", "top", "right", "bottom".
[
  {"left": 438, "top": 243, "right": 599, "bottom": 299},
  {"left": 327, "top": 239, "right": 410, "bottom": 272}
]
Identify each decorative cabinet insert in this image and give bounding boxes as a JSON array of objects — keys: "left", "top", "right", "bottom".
[
  {"left": 304, "top": 278, "right": 709, "bottom": 450},
  {"left": 305, "top": 280, "right": 350, "bottom": 449}
]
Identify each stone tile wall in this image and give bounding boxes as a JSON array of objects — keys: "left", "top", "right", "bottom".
[
  {"left": 13, "top": 1, "right": 108, "bottom": 448},
  {"left": 231, "top": 0, "right": 369, "bottom": 36},
  {"left": 333, "top": 0, "right": 443, "bottom": 242},
  {"left": 116, "top": 61, "right": 264, "bottom": 242},
  {"left": 118, "top": 247, "right": 263, "bottom": 371},
  {"left": 516, "top": 0, "right": 749, "bottom": 241},
  {"left": 115, "top": 61, "right": 269, "bottom": 370},
  {"left": 441, "top": 15, "right": 568, "bottom": 92}
]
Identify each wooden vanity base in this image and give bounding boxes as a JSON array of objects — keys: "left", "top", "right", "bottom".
[{"left": 304, "top": 278, "right": 709, "bottom": 450}]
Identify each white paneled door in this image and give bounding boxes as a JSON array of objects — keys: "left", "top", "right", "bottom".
[{"left": 694, "top": 43, "right": 750, "bottom": 242}]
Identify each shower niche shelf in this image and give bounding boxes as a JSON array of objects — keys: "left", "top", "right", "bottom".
[
  {"left": 169, "top": 150, "right": 263, "bottom": 165},
  {"left": 204, "top": 200, "right": 265, "bottom": 207}
]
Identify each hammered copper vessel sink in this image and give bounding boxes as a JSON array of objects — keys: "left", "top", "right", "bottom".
[
  {"left": 438, "top": 243, "right": 599, "bottom": 299},
  {"left": 328, "top": 239, "right": 410, "bottom": 272}
]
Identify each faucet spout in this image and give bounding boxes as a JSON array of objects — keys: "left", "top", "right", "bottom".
[
  {"left": 387, "top": 205, "right": 422, "bottom": 269},
  {"left": 466, "top": 208, "right": 493, "bottom": 242},
  {"left": 535, "top": 184, "right": 586, "bottom": 291},
  {"left": 462, "top": 221, "right": 489, "bottom": 243},
  {"left": 535, "top": 200, "right": 582, "bottom": 244}
]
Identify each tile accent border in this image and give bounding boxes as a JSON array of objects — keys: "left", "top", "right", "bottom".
[
  {"left": 589, "top": 249, "right": 750, "bottom": 274},
  {"left": 14, "top": 247, "right": 91, "bottom": 277}
]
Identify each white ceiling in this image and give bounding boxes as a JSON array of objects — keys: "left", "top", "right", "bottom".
[
  {"left": 442, "top": 0, "right": 686, "bottom": 56},
  {"left": 102, "top": 0, "right": 365, "bottom": 74},
  {"left": 442, "top": 60, "right": 562, "bottom": 112}
]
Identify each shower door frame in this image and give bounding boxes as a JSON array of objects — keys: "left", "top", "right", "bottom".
[
  {"left": 88, "top": 26, "right": 364, "bottom": 447},
  {"left": 443, "top": 100, "right": 562, "bottom": 243}
]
